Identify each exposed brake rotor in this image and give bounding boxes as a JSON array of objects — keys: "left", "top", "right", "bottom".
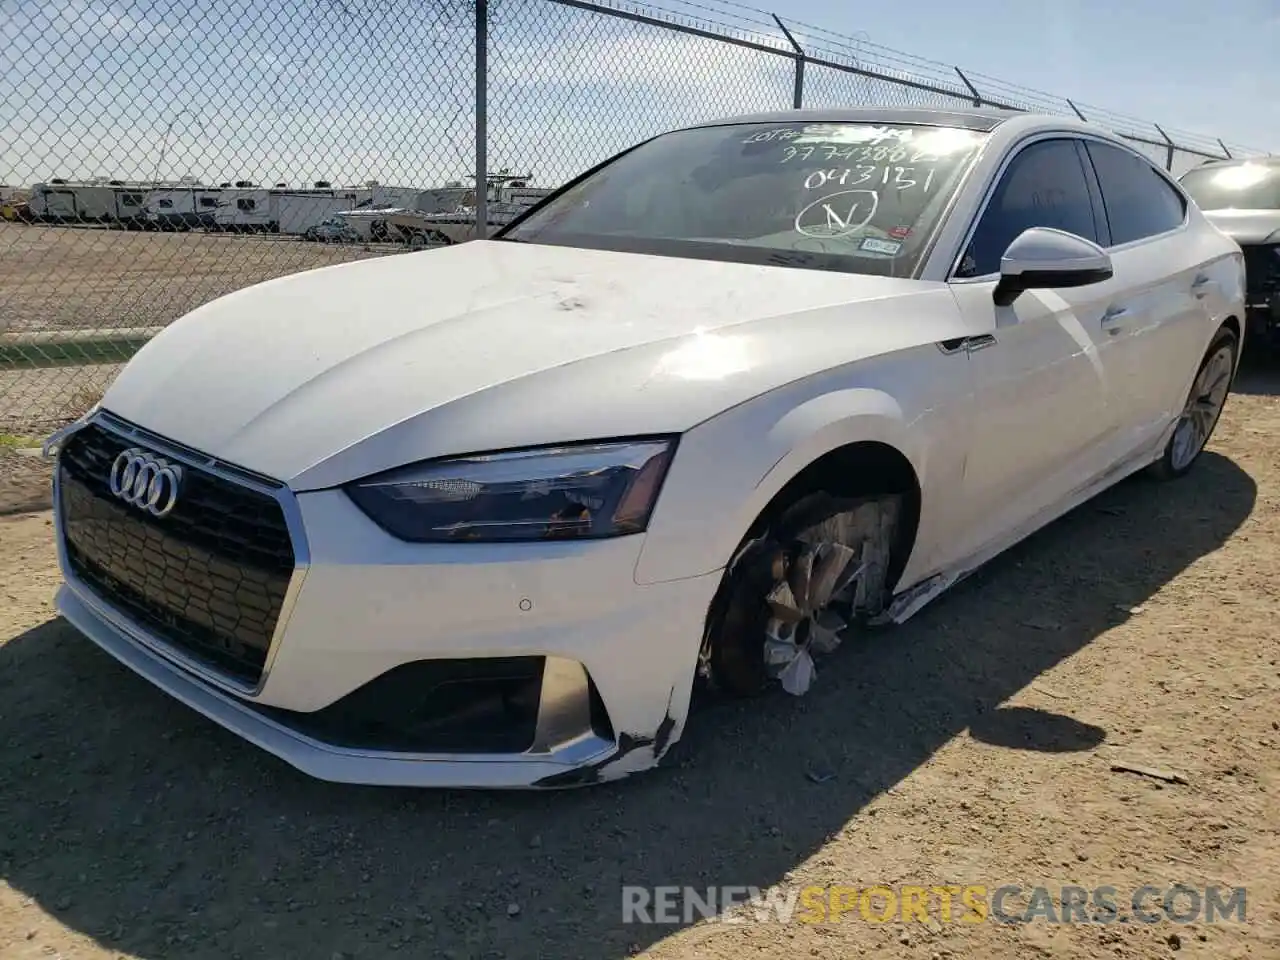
[{"left": 704, "top": 494, "right": 902, "bottom": 697}]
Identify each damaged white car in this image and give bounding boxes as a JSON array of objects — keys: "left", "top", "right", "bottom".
[{"left": 48, "top": 107, "right": 1245, "bottom": 788}]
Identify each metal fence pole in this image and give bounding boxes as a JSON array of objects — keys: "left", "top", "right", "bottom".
[
  {"left": 953, "top": 67, "right": 982, "bottom": 107},
  {"left": 475, "top": 0, "right": 488, "bottom": 235},
  {"left": 771, "top": 14, "right": 805, "bottom": 109},
  {"left": 1153, "top": 124, "right": 1175, "bottom": 172}
]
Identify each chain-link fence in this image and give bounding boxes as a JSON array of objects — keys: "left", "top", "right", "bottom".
[{"left": 0, "top": 0, "right": 1269, "bottom": 471}]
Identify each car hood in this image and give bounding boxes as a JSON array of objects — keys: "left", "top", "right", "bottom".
[
  {"left": 1199, "top": 208, "right": 1280, "bottom": 245},
  {"left": 101, "top": 240, "right": 979, "bottom": 489}
]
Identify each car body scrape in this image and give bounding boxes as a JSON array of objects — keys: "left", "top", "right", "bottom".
[{"left": 532, "top": 687, "right": 680, "bottom": 788}]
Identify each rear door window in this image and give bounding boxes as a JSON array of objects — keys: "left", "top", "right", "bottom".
[{"left": 1085, "top": 141, "right": 1186, "bottom": 246}]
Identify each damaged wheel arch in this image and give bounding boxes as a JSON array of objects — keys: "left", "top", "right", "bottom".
[{"left": 698, "top": 440, "right": 922, "bottom": 698}]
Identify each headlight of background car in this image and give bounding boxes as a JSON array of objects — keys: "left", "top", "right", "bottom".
[{"left": 345, "top": 439, "right": 677, "bottom": 543}]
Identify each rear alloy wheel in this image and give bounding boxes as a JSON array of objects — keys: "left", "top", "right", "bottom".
[{"left": 1149, "top": 328, "right": 1237, "bottom": 480}]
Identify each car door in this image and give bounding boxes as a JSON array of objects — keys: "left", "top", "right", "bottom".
[
  {"left": 946, "top": 136, "right": 1130, "bottom": 561},
  {"left": 1082, "top": 139, "right": 1210, "bottom": 450}
]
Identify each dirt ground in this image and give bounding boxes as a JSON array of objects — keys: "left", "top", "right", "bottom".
[
  {"left": 0, "top": 365, "right": 1277, "bottom": 960},
  {"left": 0, "top": 222, "right": 403, "bottom": 432},
  {"left": 0, "top": 222, "right": 395, "bottom": 335}
]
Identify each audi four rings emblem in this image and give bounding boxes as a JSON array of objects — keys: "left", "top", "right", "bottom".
[{"left": 108, "top": 447, "right": 184, "bottom": 517}]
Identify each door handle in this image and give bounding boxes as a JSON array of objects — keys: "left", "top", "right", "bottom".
[{"left": 1100, "top": 305, "right": 1132, "bottom": 332}]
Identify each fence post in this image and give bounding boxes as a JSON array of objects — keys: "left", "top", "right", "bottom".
[
  {"left": 1217, "top": 139, "right": 1233, "bottom": 159},
  {"left": 953, "top": 67, "right": 981, "bottom": 107},
  {"left": 772, "top": 14, "right": 805, "bottom": 108},
  {"left": 1065, "top": 100, "right": 1087, "bottom": 122},
  {"left": 1153, "top": 124, "right": 1175, "bottom": 172},
  {"left": 475, "top": 0, "right": 488, "bottom": 235}
]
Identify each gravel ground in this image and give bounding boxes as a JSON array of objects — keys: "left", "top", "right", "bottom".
[{"left": 0, "top": 366, "right": 1277, "bottom": 960}]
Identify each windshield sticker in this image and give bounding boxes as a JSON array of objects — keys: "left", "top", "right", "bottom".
[
  {"left": 859, "top": 237, "right": 903, "bottom": 256},
  {"left": 792, "top": 124, "right": 915, "bottom": 146},
  {"left": 888, "top": 225, "right": 913, "bottom": 240},
  {"left": 793, "top": 189, "right": 879, "bottom": 239},
  {"left": 741, "top": 124, "right": 919, "bottom": 147}
]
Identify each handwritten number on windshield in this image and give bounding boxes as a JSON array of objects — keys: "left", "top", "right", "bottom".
[
  {"left": 781, "top": 144, "right": 920, "bottom": 164},
  {"left": 804, "top": 166, "right": 937, "bottom": 191}
]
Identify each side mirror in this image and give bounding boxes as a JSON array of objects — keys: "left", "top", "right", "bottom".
[{"left": 993, "top": 227, "right": 1114, "bottom": 307}]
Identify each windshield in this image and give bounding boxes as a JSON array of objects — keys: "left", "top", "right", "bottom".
[
  {"left": 1179, "top": 162, "right": 1280, "bottom": 210},
  {"left": 502, "top": 121, "right": 989, "bottom": 277}
]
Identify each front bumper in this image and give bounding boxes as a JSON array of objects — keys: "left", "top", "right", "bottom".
[
  {"left": 1245, "top": 303, "right": 1280, "bottom": 349},
  {"left": 51, "top": 414, "right": 721, "bottom": 788},
  {"left": 1242, "top": 243, "right": 1280, "bottom": 349}
]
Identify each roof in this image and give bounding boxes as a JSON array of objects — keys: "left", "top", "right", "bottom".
[{"left": 687, "top": 105, "right": 1024, "bottom": 133}]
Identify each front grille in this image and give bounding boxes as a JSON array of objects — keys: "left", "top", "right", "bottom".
[
  {"left": 1241, "top": 243, "right": 1280, "bottom": 307},
  {"left": 57, "top": 420, "right": 296, "bottom": 685}
]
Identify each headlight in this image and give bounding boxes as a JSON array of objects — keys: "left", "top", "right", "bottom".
[{"left": 345, "top": 438, "right": 677, "bottom": 543}]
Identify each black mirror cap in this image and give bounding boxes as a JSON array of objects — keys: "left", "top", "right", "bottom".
[{"left": 993, "top": 264, "right": 1114, "bottom": 308}]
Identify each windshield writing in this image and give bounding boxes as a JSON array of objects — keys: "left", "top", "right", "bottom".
[{"left": 503, "top": 122, "right": 988, "bottom": 277}]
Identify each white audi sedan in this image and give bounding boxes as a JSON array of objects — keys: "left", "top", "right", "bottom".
[{"left": 48, "top": 107, "right": 1245, "bottom": 789}]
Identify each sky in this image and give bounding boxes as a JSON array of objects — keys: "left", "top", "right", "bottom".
[
  {"left": 1, "top": 0, "right": 1275, "bottom": 191},
  {"left": 791, "top": 0, "right": 1278, "bottom": 154}
]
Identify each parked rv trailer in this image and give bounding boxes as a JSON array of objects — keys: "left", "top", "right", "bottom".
[
  {"left": 143, "top": 187, "right": 223, "bottom": 230},
  {"left": 28, "top": 180, "right": 155, "bottom": 226},
  {"left": 212, "top": 188, "right": 276, "bottom": 232}
]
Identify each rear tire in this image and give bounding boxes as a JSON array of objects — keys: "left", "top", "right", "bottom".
[{"left": 1147, "top": 326, "right": 1237, "bottom": 481}]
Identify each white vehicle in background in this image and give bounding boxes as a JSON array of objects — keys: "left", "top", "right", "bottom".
[
  {"left": 1179, "top": 157, "right": 1280, "bottom": 353},
  {"left": 48, "top": 107, "right": 1244, "bottom": 790}
]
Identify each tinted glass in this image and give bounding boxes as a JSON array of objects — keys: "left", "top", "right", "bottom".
[
  {"left": 504, "top": 122, "right": 989, "bottom": 278},
  {"left": 1086, "top": 141, "right": 1185, "bottom": 244},
  {"left": 956, "top": 138, "right": 1098, "bottom": 278},
  {"left": 1179, "top": 162, "right": 1280, "bottom": 210}
]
